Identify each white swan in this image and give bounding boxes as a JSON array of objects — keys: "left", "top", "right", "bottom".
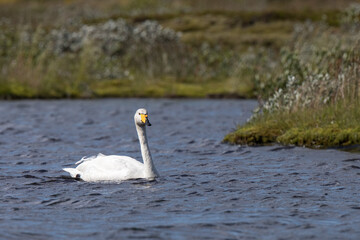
[{"left": 63, "top": 108, "right": 158, "bottom": 182}]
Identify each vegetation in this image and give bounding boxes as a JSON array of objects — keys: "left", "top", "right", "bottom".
[
  {"left": 224, "top": 103, "right": 360, "bottom": 148},
  {"left": 0, "top": 0, "right": 355, "bottom": 98},
  {"left": 2, "top": 0, "right": 360, "bottom": 148},
  {"left": 225, "top": 3, "right": 360, "bottom": 148}
]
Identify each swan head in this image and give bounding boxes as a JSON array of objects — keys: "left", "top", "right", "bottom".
[{"left": 134, "top": 108, "right": 151, "bottom": 127}]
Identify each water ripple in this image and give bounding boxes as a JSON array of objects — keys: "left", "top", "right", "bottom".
[{"left": 0, "top": 99, "right": 359, "bottom": 239}]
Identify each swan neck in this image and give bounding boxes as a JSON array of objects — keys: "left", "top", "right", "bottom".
[{"left": 136, "top": 124, "right": 158, "bottom": 178}]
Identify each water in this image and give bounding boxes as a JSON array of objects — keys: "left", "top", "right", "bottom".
[{"left": 0, "top": 99, "right": 360, "bottom": 240}]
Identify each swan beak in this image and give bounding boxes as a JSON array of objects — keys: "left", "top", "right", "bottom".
[
  {"left": 146, "top": 118, "right": 151, "bottom": 126},
  {"left": 141, "top": 114, "right": 152, "bottom": 126}
]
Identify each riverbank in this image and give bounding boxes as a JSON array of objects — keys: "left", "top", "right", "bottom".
[
  {"left": 0, "top": 0, "right": 354, "bottom": 99},
  {"left": 0, "top": 77, "right": 253, "bottom": 99},
  {"left": 224, "top": 101, "right": 360, "bottom": 148},
  {"left": 225, "top": 4, "right": 360, "bottom": 148}
]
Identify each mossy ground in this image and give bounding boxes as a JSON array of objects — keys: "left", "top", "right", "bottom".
[
  {"left": 0, "top": 0, "right": 354, "bottom": 99},
  {"left": 0, "top": 77, "right": 253, "bottom": 99},
  {"left": 224, "top": 101, "right": 360, "bottom": 148}
]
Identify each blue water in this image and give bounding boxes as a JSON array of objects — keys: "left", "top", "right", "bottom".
[{"left": 0, "top": 99, "right": 360, "bottom": 239}]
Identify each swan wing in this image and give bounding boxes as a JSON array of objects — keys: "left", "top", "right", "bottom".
[
  {"left": 70, "top": 154, "right": 145, "bottom": 181},
  {"left": 75, "top": 153, "right": 106, "bottom": 165}
]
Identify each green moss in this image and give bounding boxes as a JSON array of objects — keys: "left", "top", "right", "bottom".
[
  {"left": 225, "top": 124, "right": 360, "bottom": 148},
  {"left": 91, "top": 78, "right": 253, "bottom": 99},
  {"left": 224, "top": 103, "right": 360, "bottom": 148},
  {"left": 276, "top": 126, "right": 360, "bottom": 148},
  {"left": 224, "top": 124, "right": 281, "bottom": 145}
]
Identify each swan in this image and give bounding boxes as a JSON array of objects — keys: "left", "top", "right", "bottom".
[{"left": 63, "top": 108, "right": 158, "bottom": 182}]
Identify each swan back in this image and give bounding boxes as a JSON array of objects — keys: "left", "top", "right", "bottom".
[{"left": 64, "top": 154, "right": 145, "bottom": 182}]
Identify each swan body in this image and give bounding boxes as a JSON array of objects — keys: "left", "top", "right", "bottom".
[{"left": 63, "top": 108, "right": 158, "bottom": 182}]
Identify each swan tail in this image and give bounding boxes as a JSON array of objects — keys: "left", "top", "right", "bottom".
[{"left": 63, "top": 168, "right": 82, "bottom": 179}]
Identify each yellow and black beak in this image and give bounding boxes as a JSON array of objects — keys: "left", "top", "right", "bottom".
[{"left": 141, "top": 114, "right": 151, "bottom": 126}]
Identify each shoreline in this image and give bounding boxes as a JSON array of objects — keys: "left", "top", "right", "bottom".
[{"left": 224, "top": 104, "right": 360, "bottom": 149}]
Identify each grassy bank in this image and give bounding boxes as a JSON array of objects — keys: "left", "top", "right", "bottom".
[
  {"left": 225, "top": 4, "right": 360, "bottom": 148},
  {"left": 224, "top": 101, "right": 360, "bottom": 148},
  {"left": 0, "top": 0, "right": 356, "bottom": 98}
]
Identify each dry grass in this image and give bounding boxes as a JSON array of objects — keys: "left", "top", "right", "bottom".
[
  {"left": 0, "top": 0, "right": 358, "bottom": 98},
  {"left": 225, "top": 4, "right": 360, "bottom": 148}
]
